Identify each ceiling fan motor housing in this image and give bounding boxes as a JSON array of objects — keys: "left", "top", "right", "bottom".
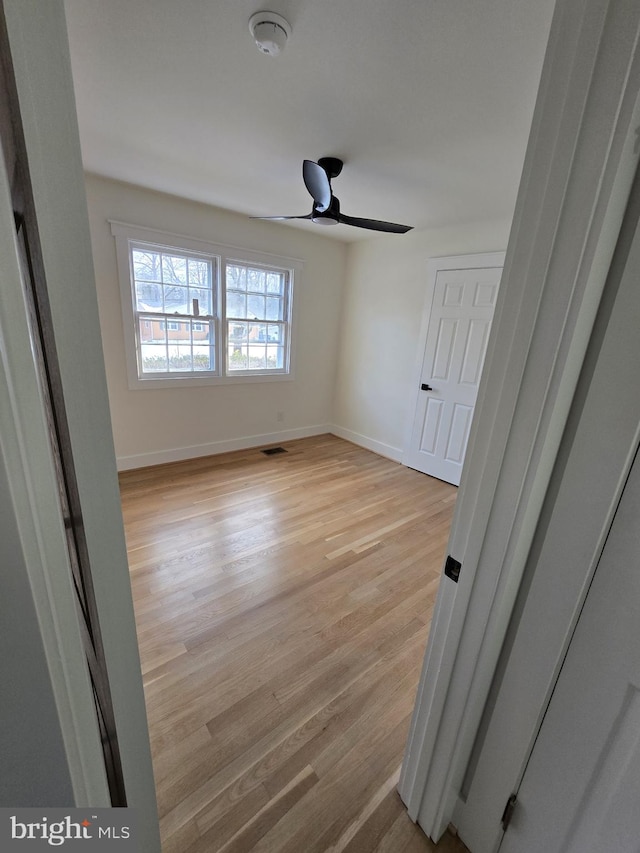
[
  {"left": 318, "top": 157, "right": 344, "bottom": 179},
  {"left": 249, "top": 12, "right": 291, "bottom": 56}
]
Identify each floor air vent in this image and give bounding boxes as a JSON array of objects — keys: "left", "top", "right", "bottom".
[{"left": 261, "top": 446, "right": 287, "bottom": 456}]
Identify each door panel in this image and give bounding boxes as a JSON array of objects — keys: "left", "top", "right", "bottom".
[
  {"left": 421, "top": 398, "right": 444, "bottom": 455},
  {"left": 500, "top": 445, "right": 640, "bottom": 853},
  {"left": 433, "top": 318, "right": 458, "bottom": 379},
  {"left": 461, "top": 320, "right": 491, "bottom": 385},
  {"left": 405, "top": 262, "right": 501, "bottom": 485},
  {"left": 446, "top": 404, "right": 473, "bottom": 464}
]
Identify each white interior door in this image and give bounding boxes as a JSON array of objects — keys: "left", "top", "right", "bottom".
[
  {"left": 404, "top": 256, "right": 502, "bottom": 485},
  {"left": 500, "top": 443, "right": 640, "bottom": 853}
]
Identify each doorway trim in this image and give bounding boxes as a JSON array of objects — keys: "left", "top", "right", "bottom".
[
  {"left": 399, "top": 0, "right": 640, "bottom": 842},
  {"left": 0, "top": 102, "right": 110, "bottom": 808},
  {"left": 458, "top": 157, "right": 640, "bottom": 853},
  {"left": 2, "top": 1, "right": 159, "bottom": 842},
  {"left": 402, "top": 251, "right": 505, "bottom": 481}
]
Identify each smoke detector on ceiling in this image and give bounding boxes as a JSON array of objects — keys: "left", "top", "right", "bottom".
[{"left": 248, "top": 11, "right": 291, "bottom": 57}]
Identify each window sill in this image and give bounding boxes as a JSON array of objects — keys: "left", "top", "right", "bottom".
[{"left": 126, "top": 371, "right": 295, "bottom": 391}]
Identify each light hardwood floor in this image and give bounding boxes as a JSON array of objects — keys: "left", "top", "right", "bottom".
[{"left": 119, "top": 434, "right": 467, "bottom": 852}]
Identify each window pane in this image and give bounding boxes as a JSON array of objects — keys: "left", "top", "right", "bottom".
[
  {"left": 270, "top": 346, "right": 285, "bottom": 369},
  {"left": 163, "top": 285, "right": 190, "bottom": 314},
  {"left": 226, "top": 291, "right": 246, "bottom": 318},
  {"left": 248, "top": 322, "right": 264, "bottom": 341},
  {"left": 228, "top": 321, "right": 247, "bottom": 343},
  {"left": 265, "top": 296, "right": 282, "bottom": 321},
  {"left": 162, "top": 254, "right": 187, "bottom": 284},
  {"left": 189, "top": 287, "right": 212, "bottom": 315},
  {"left": 140, "top": 345, "right": 168, "bottom": 373},
  {"left": 193, "top": 346, "right": 213, "bottom": 371},
  {"left": 227, "top": 265, "right": 246, "bottom": 290},
  {"left": 266, "top": 273, "right": 284, "bottom": 295},
  {"left": 188, "top": 259, "right": 209, "bottom": 286},
  {"left": 247, "top": 294, "right": 266, "bottom": 319},
  {"left": 247, "top": 347, "right": 268, "bottom": 369},
  {"left": 191, "top": 320, "right": 212, "bottom": 341},
  {"left": 168, "top": 346, "right": 193, "bottom": 371},
  {"left": 166, "top": 320, "right": 191, "bottom": 341},
  {"left": 247, "top": 268, "right": 266, "bottom": 293},
  {"left": 138, "top": 316, "right": 166, "bottom": 344},
  {"left": 228, "top": 345, "right": 249, "bottom": 370},
  {"left": 267, "top": 324, "right": 283, "bottom": 343},
  {"left": 133, "top": 250, "right": 161, "bottom": 282},
  {"left": 251, "top": 323, "right": 269, "bottom": 342},
  {"left": 135, "top": 281, "right": 163, "bottom": 312}
]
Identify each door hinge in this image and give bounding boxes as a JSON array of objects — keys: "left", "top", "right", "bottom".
[
  {"left": 501, "top": 793, "right": 517, "bottom": 831},
  {"left": 444, "top": 554, "right": 461, "bottom": 583}
]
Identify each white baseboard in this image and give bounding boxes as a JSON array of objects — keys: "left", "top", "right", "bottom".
[
  {"left": 116, "top": 424, "right": 331, "bottom": 470},
  {"left": 329, "top": 424, "right": 404, "bottom": 463}
]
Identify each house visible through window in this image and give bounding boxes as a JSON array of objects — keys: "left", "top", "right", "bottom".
[{"left": 111, "top": 222, "right": 298, "bottom": 388}]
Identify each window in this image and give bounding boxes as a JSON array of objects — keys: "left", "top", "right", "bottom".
[
  {"left": 131, "top": 244, "right": 216, "bottom": 376},
  {"left": 226, "top": 263, "right": 289, "bottom": 372},
  {"left": 111, "top": 222, "right": 299, "bottom": 388}
]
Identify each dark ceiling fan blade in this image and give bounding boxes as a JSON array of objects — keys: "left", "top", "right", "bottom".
[
  {"left": 250, "top": 214, "right": 313, "bottom": 221},
  {"left": 337, "top": 213, "right": 413, "bottom": 234},
  {"left": 303, "top": 160, "right": 332, "bottom": 212}
]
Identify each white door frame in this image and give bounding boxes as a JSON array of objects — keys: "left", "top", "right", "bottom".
[
  {"left": 399, "top": 0, "right": 640, "bottom": 841},
  {"left": 457, "top": 163, "right": 640, "bottom": 853},
  {"left": 402, "top": 252, "right": 505, "bottom": 481},
  {"left": 3, "top": 1, "right": 160, "bottom": 846},
  {"left": 0, "top": 86, "right": 110, "bottom": 810}
]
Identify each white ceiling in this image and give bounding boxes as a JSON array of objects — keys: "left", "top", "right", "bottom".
[{"left": 63, "top": 0, "right": 555, "bottom": 242}]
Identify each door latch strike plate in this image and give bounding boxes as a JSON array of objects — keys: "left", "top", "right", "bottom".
[{"left": 444, "top": 555, "right": 461, "bottom": 583}]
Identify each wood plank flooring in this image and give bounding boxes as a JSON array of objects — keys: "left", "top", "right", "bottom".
[{"left": 119, "top": 434, "right": 466, "bottom": 852}]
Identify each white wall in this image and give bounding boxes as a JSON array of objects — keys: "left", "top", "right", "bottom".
[
  {"left": 332, "top": 222, "right": 511, "bottom": 460},
  {"left": 85, "top": 173, "right": 348, "bottom": 469},
  {"left": 87, "top": 171, "right": 510, "bottom": 469}
]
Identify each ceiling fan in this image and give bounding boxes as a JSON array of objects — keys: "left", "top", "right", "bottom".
[{"left": 253, "top": 158, "right": 413, "bottom": 234}]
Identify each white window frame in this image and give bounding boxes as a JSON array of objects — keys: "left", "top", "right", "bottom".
[
  {"left": 224, "top": 259, "right": 292, "bottom": 377},
  {"left": 110, "top": 221, "right": 301, "bottom": 389}
]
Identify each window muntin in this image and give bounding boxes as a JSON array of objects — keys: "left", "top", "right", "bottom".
[{"left": 226, "top": 263, "right": 289, "bottom": 373}]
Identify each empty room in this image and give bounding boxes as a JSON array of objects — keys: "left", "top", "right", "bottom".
[{"left": 3, "top": 1, "right": 640, "bottom": 852}]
